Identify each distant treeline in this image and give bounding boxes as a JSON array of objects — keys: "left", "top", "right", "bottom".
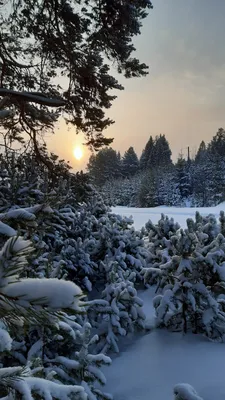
[{"left": 87, "top": 128, "right": 225, "bottom": 207}]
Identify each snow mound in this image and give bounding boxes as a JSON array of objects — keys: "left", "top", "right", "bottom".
[{"left": 174, "top": 383, "right": 203, "bottom": 400}]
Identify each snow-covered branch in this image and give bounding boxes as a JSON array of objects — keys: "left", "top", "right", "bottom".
[
  {"left": 1, "top": 278, "right": 83, "bottom": 311},
  {"left": 0, "top": 110, "right": 14, "bottom": 119},
  {"left": 0, "top": 89, "right": 65, "bottom": 107}
]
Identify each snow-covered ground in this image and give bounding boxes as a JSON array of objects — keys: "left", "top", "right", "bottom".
[
  {"left": 104, "top": 287, "right": 225, "bottom": 400},
  {"left": 104, "top": 205, "right": 225, "bottom": 400},
  {"left": 112, "top": 203, "right": 225, "bottom": 230}
]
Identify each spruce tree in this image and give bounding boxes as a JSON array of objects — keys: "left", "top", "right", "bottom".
[
  {"left": 122, "top": 147, "right": 139, "bottom": 177},
  {"left": 208, "top": 128, "right": 225, "bottom": 158},
  {"left": 193, "top": 149, "right": 213, "bottom": 207},
  {"left": 151, "top": 134, "right": 172, "bottom": 169},
  {"left": 87, "top": 148, "right": 121, "bottom": 186},
  {"left": 195, "top": 141, "right": 207, "bottom": 164},
  {"left": 140, "top": 136, "right": 155, "bottom": 170},
  {"left": 175, "top": 155, "right": 192, "bottom": 201}
]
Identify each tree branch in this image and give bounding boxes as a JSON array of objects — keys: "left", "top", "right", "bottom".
[{"left": 0, "top": 89, "right": 66, "bottom": 107}]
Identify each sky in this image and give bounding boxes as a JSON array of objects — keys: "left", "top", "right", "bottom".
[{"left": 46, "top": 0, "right": 225, "bottom": 171}]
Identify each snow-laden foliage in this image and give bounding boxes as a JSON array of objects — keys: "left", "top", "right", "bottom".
[
  {"left": 0, "top": 149, "right": 150, "bottom": 399},
  {"left": 20, "top": 192, "right": 148, "bottom": 291},
  {"left": 0, "top": 235, "right": 92, "bottom": 399},
  {"left": 89, "top": 261, "right": 146, "bottom": 354},
  {"left": 144, "top": 211, "right": 225, "bottom": 341}
]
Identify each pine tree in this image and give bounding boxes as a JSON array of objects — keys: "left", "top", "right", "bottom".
[
  {"left": 140, "top": 136, "right": 155, "bottom": 170},
  {"left": 138, "top": 170, "right": 158, "bottom": 207},
  {"left": 87, "top": 148, "right": 121, "bottom": 186},
  {"left": 100, "top": 173, "right": 142, "bottom": 207},
  {"left": 0, "top": 234, "right": 89, "bottom": 399},
  {"left": 90, "top": 261, "right": 146, "bottom": 354},
  {"left": 122, "top": 147, "right": 139, "bottom": 177},
  {"left": 175, "top": 155, "right": 192, "bottom": 202},
  {"left": 195, "top": 141, "right": 207, "bottom": 164},
  {"left": 206, "top": 128, "right": 225, "bottom": 204},
  {"left": 193, "top": 152, "right": 214, "bottom": 207},
  {"left": 149, "top": 220, "right": 225, "bottom": 340},
  {"left": 151, "top": 134, "right": 172, "bottom": 169},
  {"left": 208, "top": 128, "right": 225, "bottom": 158},
  {"left": 0, "top": 0, "right": 152, "bottom": 153}
]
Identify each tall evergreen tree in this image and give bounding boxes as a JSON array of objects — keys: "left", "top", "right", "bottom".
[
  {"left": 140, "top": 136, "right": 155, "bottom": 170},
  {"left": 140, "top": 135, "right": 172, "bottom": 171},
  {"left": 151, "top": 134, "right": 172, "bottom": 169},
  {"left": 122, "top": 147, "right": 139, "bottom": 177},
  {"left": 207, "top": 128, "right": 225, "bottom": 204},
  {"left": 208, "top": 128, "right": 225, "bottom": 158},
  {"left": 175, "top": 155, "right": 192, "bottom": 200},
  {"left": 195, "top": 140, "right": 207, "bottom": 164},
  {"left": 138, "top": 170, "right": 158, "bottom": 207},
  {"left": 87, "top": 148, "right": 121, "bottom": 186},
  {"left": 193, "top": 141, "right": 214, "bottom": 206}
]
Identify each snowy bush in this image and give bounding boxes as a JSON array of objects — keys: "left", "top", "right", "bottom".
[
  {"left": 88, "top": 261, "right": 146, "bottom": 353},
  {"left": 0, "top": 235, "right": 93, "bottom": 399},
  {"left": 144, "top": 212, "right": 225, "bottom": 341},
  {"left": 0, "top": 149, "right": 151, "bottom": 397}
]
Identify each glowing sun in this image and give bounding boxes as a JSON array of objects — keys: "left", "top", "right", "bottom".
[{"left": 73, "top": 146, "right": 83, "bottom": 160}]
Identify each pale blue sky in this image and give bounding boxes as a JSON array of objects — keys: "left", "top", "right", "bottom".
[{"left": 47, "top": 0, "right": 225, "bottom": 170}]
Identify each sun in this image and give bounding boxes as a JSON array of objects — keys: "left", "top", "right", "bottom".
[{"left": 73, "top": 146, "right": 83, "bottom": 160}]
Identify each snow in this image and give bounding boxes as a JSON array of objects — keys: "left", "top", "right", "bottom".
[
  {"left": 103, "top": 205, "right": 225, "bottom": 400},
  {"left": 0, "top": 88, "right": 66, "bottom": 107},
  {"left": 112, "top": 203, "right": 225, "bottom": 230},
  {"left": 0, "top": 221, "right": 16, "bottom": 237},
  {"left": 103, "top": 287, "right": 225, "bottom": 400},
  {"left": 0, "top": 327, "right": 12, "bottom": 351},
  {"left": 0, "top": 209, "right": 36, "bottom": 221},
  {"left": 27, "top": 339, "right": 43, "bottom": 361},
  {"left": 2, "top": 278, "right": 83, "bottom": 310},
  {"left": 0, "top": 109, "right": 14, "bottom": 119},
  {"left": 14, "top": 377, "right": 87, "bottom": 400},
  {"left": 51, "top": 356, "right": 80, "bottom": 370},
  {"left": 174, "top": 383, "right": 203, "bottom": 400}
]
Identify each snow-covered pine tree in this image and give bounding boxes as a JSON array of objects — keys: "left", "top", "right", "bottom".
[
  {"left": 152, "top": 225, "right": 225, "bottom": 340},
  {"left": 193, "top": 141, "right": 214, "bottom": 207},
  {"left": 175, "top": 155, "right": 192, "bottom": 205},
  {"left": 89, "top": 261, "right": 146, "bottom": 354},
  {"left": 0, "top": 235, "right": 89, "bottom": 400},
  {"left": 100, "top": 173, "right": 142, "bottom": 207},
  {"left": 72, "top": 322, "right": 113, "bottom": 400},
  {"left": 143, "top": 214, "right": 180, "bottom": 286},
  {"left": 138, "top": 170, "right": 158, "bottom": 207},
  {"left": 0, "top": 200, "right": 117, "bottom": 399},
  {"left": 87, "top": 148, "right": 122, "bottom": 187},
  {"left": 59, "top": 237, "right": 97, "bottom": 292},
  {"left": 93, "top": 212, "right": 148, "bottom": 283}
]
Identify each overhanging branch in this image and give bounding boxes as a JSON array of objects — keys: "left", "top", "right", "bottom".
[{"left": 0, "top": 89, "right": 66, "bottom": 107}]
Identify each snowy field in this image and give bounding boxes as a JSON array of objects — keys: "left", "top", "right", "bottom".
[
  {"left": 112, "top": 203, "right": 225, "bottom": 230},
  {"left": 104, "top": 205, "right": 225, "bottom": 400}
]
